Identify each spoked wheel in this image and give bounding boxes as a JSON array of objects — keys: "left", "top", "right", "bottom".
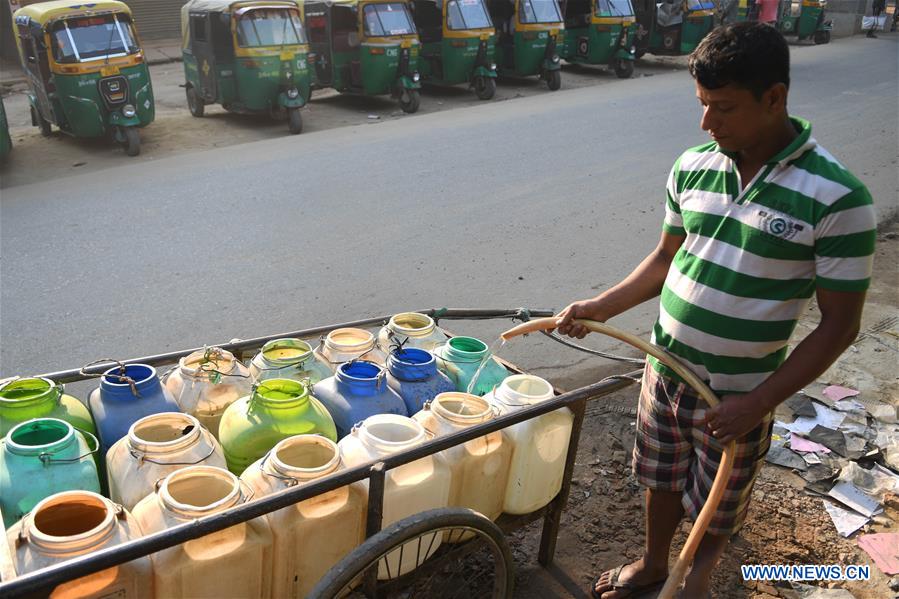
[
  {"left": 122, "top": 126, "right": 140, "bottom": 157},
  {"left": 473, "top": 76, "right": 496, "bottom": 100},
  {"left": 186, "top": 86, "right": 205, "bottom": 117},
  {"left": 287, "top": 107, "right": 303, "bottom": 134},
  {"left": 398, "top": 88, "right": 421, "bottom": 113},
  {"left": 308, "top": 508, "right": 514, "bottom": 599},
  {"left": 613, "top": 58, "right": 634, "bottom": 79},
  {"left": 545, "top": 69, "right": 561, "bottom": 91}
]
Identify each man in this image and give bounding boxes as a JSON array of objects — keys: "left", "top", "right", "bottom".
[
  {"left": 868, "top": 0, "right": 886, "bottom": 37},
  {"left": 556, "top": 23, "right": 877, "bottom": 599}
]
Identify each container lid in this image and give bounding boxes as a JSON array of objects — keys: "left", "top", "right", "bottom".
[{"left": 25, "top": 491, "right": 117, "bottom": 554}]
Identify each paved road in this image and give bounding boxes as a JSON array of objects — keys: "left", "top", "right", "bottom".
[{"left": 2, "top": 34, "right": 897, "bottom": 387}]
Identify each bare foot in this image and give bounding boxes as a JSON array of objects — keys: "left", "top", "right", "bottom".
[{"left": 593, "top": 558, "right": 668, "bottom": 599}]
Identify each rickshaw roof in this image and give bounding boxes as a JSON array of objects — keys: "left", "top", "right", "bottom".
[
  {"left": 14, "top": 0, "right": 132, "bottom": 25},
  {"left": 295, "top": 0, "right": 400, "bottom": 8},
  {"left": 183, "top": 0, "right": 301, "bottom": 14}
]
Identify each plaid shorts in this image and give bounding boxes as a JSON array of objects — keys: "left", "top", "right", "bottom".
[{"left": 632, "top": 365, "right": 773, "bottom": 536}]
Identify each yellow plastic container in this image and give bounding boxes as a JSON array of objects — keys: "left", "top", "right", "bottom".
[
  {"left": 163, "top": 348, "right": 252, "bottom": 440},
  {"left": 131, "top": 466, "right": 273, "bottom": 599},
  {"left": 240, "top": 435, "right": 366, "bottom": 598},
  {"left": 248, "top": 338, "right": 332, "bottom": 385},
  {"left": 412, "top": 393, "right": 512, "bottom": 539},
  {"left": 314, "top": 328, "right": 386, "bottom": 372},
  {"left": 106, "top": 412, "right": 226, "bottom": 510},
  {"left": 483, "top": 375, "right": 573, "bottom": 515},
  {"left": 7, "top": 490, "right": 153, "bottom": 599},
  {"left": 338, "top": 414, "right": 451, "bottom": 579},
  {"left": 377, "top": 312, "right": 447, "bottom": 352}
]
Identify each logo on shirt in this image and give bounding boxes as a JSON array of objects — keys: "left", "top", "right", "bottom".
[{"left": 758, "top": 210, "right": 803, "bottom": 242}]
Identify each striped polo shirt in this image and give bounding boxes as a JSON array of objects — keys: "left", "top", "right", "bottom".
[{"left": 649, "top": 117, "right": 877, "bottom": 395}]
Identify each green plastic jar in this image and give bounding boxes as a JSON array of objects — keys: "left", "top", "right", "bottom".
[
  {"left": 0, "top": 377, "right": 96, "bottom": 440},
  {"left": 433, "top": 337, "right": 510, "bottom": 396}
]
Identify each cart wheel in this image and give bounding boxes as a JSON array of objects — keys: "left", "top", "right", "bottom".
[
  {"left": 307, "top": 508, "right": 514, "bottom": 599},
  {"left": 474, "top": 76, "right": 496, "bottom": 100},
  {"left": 399, "top": 88, "right": 421, "bottom": 113},
  {"left": 546, "top": 69, "right": 561, "bottom": 91},
  {"left": 123, "top": 127, "right": 140, "bottom": 157},
  {"left": 32, "top": 106, "right": 52, "bottom": 137},
  {"left": 613, "top": 58, "right": 634, "bottom": 79},
  {"left": 814, "top": 30, "right": 830, "bottom": 44},
  {"left": 287, "top": 108, "right": 303, "bottom": 135},
  {"left": 186, "top": 86, "right": 205, "bottom": 118},
  {"left": 634, "top": 46, "right": 647, "bottom": 59}
]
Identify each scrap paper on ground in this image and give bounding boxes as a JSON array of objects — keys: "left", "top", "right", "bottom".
[
  {"left": 822, "top": 500, "right": 869, "bottom": 537},
  {"left": 857, "top": 533, "right": 899, "bottom": 575}
]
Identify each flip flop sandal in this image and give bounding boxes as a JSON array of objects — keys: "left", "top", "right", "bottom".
[{"left": 590, "top": 565, "right": 667, "bottom": 599}]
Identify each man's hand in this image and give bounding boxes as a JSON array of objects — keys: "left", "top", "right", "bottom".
[
  {"left": 555, "top": 300, "right": 608, "bottom": 339},
  {"left": 701, "top": 394, "right": 771, "bottom": 444}
]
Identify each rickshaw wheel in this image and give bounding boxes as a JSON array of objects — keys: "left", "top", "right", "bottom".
[
  {"left": 474, "top": 76, "right": 496, "bottom": 101},
  {"left": 123, "top": 127, "right": 140, "bottom": 157},
  {"left": 32, "top": 106, "right": 51, "bottom": 137},
  {"left": 287, "top": 108, "right": 303, "bottom": 135},
  {"left": 399, "top": 89, "right": 421, "bottom": 114},
  {"left": 546, "top": 69, "right": 562, "bottom": 91},
  {"left": 186, "top": 86, "right": 205, "bottom": 118},
  {"left": 614, "top": 58, "right": 634, "bottom": 79},
  {"left": 814, "top": 30, "right": 830, "bottom": 44}
]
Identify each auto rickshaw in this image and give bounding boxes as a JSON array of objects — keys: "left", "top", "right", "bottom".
[
  {"left": 181, "top": 0, "right": 311, "bottom": 134},
  {"left": 559, "top": 0, "right": 637, "bottom": 78},
  {"left": 299, "top": 0, "right": 423, "bottom": 113},
  {"left": 776, "top": 0, "right": 831, "bottom": 43},
  {"left": 0, "top": 97, "right": 11, "bottom": 160},
  {"left": 632, "top": 0, "right": 714, "bottom": 57},
  {"left": 486, "top": 0, "right": 564, "bottom": 90},
  {"left": 410, "top": 0, "right": 498, "bottom": 99},
  {"left": 12, "top": 0, "right": 154, "bottom": 156}
]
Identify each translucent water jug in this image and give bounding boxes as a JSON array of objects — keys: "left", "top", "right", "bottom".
[
  {"left": 385, "top": 348, "right": 456, "bottom": 414},
  {"left": 248, "top": 338, "right": 332, "bottom": 385},
  {"left": 433, "top": 336, "right": 510, "bottom": 396},
  {"left": 314, "top": 328, "right": 386, "bottom": 372},
  {"left": 377, "top": 312, "right": 447, "bottom": 352},
  {"left": 218, "top": 378, "right": 337, "bottom": 475},
  {"left": 0, "top": 418, "right": 101, "bottom": 528},
  {"left": 313, "top": 361, "right": 407, "bottom": 438},
  {"left": 106, "top": 412, "right": 226, "bottom": 511},
  {"left": 0, "top": 377, "right": 96, "bottom": 441},
  {"left": 163, "top": 348, "right": 252, "bottom": 440},
  {"left": 88, "top": 364, "right": 180, "bottom": 455},
  {"left": 338, "top": 414, "right": 451, "bottom": 578},
  {"left": 131, "top": 466, "right": 273, "bottom": 599},
  {"left": 483, "top": 375, "right": 573, "bottom": 515},
  {"left": 412, "top": 393, "right": 512, "bottom": 538},
  {"left": 7, "top": 490, "right": 153, "bottom": 598},
  {"left": 241, "top": 435, "right": 366, "bottom": 598}
]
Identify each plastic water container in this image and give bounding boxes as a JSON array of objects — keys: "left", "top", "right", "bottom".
[
  {"left": 484, "top": 375, "right": 573, "bottom": 515},
  {"left": 248, "top": 338, "right": 332, "bottom": 384},
  {"left": 7, "top": 490, "right": 153, "bottom": 598},
  {"left": 433, "top": 336, "right": 510, "bottom": 396},
  {"left": 218, "top": 378, "right": 337, "bottom": 475},
  {"left": 338, "top": 414, "right": 451, "bottom": 579},
  {"left": 106, "top": 412, "right": 226, "bottom": 510},
  {"left": 163, "top": 348, "right": 252, "bottom": 440},
  {"left": 131, "top": 466, "right": 273, "bottom": 599},
  {"left": 385, "top": 348, "right": 456, "bottom": 414},
  {"left": 241, "top": 435, "right": 366, "bottom": 598},
  {"left": 0, "top": 418, "right": 101, "bottom": 528},
  {"left": 313, "top": 361, "right": 407, "bottom": 438},
  {"left": 412, "top": 393, "right": 511, "bottom": 538},
  {"left": 88, "top": 364, "right": 181, "bottom": 455},
  {"left": 377, "top": 312, "right": 447, "bottom": 352},
  {"left": 0, "top": 377, "right": 96, "bottom": 441},
  {"left": 314, "top": 328, "right": 387, "bottom": 372}
]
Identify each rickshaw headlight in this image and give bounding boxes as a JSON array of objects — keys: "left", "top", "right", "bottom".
[
  {"left": 489, "top": 62, "right": 497, "bottom": 70},
  {"left": 413, "top": 72, "right": 420, "bottom": 82},
  {"left": 552, "top": 54, "right": 560, "bottom": 63},
  {"left": 285, "top": 70, "right": 293, "bottom": 79},
  {"left": 287, "top": 88, "right": 299, "bottom": 99},
  {"left": 122, "top": 104, "right": 136, "bottom": 118}
]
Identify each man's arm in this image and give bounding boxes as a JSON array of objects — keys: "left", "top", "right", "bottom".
[
  {"left": 555, "top": 230, "right": 686, "bottom": 338},
  {"left": 704, "top": 287, "right": 866, "bottom": 444}
]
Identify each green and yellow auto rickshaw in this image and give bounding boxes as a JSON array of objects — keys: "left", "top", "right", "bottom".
[
  {"left": 0, "top": 97, "right": 11, "bottom": 160},
  {"left": 777, "top": 0, "right": 831, "bottom": 43},
  {"left": 632, "top": 0, "right": 714, "bottom": 57},
  {"left": 486, "top": 0, "right": 564, "bottom": 90},
  {"left": 181, "top": 0, "right": 311, "bottom": 134},
  {"left": 411, "top": 0, "right": 498, "bottom": 99},
  {"left": 559, "top": 0, "right": 637, "bottom": 78},
  {"left": 299, "top": 0, "right": 423, "bottom": 112},
  {"left": 12, "top": 0, "right": 154, "bottom": 156}
]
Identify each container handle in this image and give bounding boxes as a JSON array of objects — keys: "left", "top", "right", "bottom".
[
  {"left": 238, "top": 479, "right": 256, "bottom": 503},
  {"left": 128, "top": 428, "right": 218, "bottom": 467},
  {"left": 39, "top": 427, "right": 100, "bottom": 466},
  {"left": 258, "top": 450, "right": 299, "bottom": 487}
]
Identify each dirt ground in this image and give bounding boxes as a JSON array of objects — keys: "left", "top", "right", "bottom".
[{"left": 505, "top": 216, "right": 899, "bottom": 599}]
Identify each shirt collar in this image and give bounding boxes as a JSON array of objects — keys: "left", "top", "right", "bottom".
[{"left": 716, "top": 116, "right": 816, "bottom": 166}]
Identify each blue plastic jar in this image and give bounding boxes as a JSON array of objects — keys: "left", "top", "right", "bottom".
[
  {"left": 386, "top": 348, "right": 455, "bottom": 414},
  {"left": 313, "top": 361, "right": 407, "bottom": 438},
  {"left": 88, "top": 364, "right": 181, "bottom": 455}
]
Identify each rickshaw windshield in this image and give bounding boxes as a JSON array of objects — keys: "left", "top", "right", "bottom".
[
  {"left": 50, "top": 14, "right": 139, "bottom": 63},
  {"left": 685, "top": 0, "right": 714, "bottom": 10},
  {"left": 447, "top": 0, "right": 492, "bottom": 29},
  {"left": 596, "top": 0, "right": 633, "bottom": 16},
  {"left": 363, "top": 3, "right": 416, "bottom": 36},
  {"left": 236, "top": 8, "right": 306, "bottom": 47},
  {"left": 520, "top": 0, "right": 561, "bottom": 23}
]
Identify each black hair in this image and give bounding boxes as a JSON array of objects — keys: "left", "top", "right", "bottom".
[{"left": 688, "top": 22, "right": 790, "bottom": 100}]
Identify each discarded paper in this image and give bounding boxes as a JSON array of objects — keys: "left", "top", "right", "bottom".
[{"left": 823, "top": 499, "right": 869, "bottom": 537}]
